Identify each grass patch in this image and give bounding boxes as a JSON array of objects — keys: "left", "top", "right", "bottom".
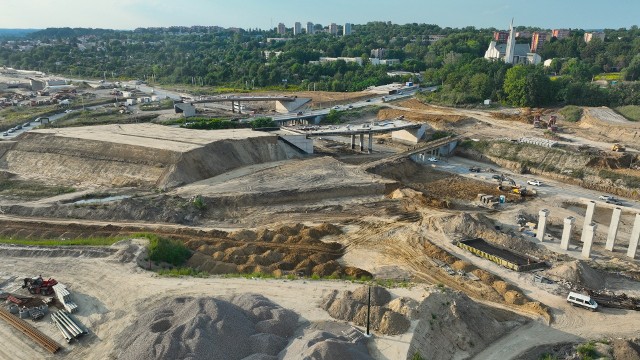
[
  {"left": 615, "top": 105, "right": 640, "bottom": 121},
  {"left": 157, "top": 267, "right": 208, "bottom": 277},
  {"left": 0, "top": 236, "right": 124, "bottom": 246},
  {"left": 599, "top": 169, "right": 640, "bottom": 188},
  {"left": 0, "top": 105, "right": 59, "bottom": 130},
  {"left": 558, "top": 105, "right": 583, "bottom": 122},
  {"left": 48, "top": 109, "right": 159, "bottom": 127},
  {"left": 0, "top": 180, "right": 75, "bottom": 199},
  {"left": 594, "top": 72, "right": 621, "bottom": 81},
  {"left": 576, "top": 341, "right": 598, "bottom": 359},
  {"left": 142, "top": 233, "right": 192, "bottom": 266}
]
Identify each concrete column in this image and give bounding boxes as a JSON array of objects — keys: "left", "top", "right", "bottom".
[
  {"left": 231, "top": 101, "right": 235, "bottom": 113},
  {"left": 359, "top": 134, "right": 364, "bottom": 152},
  {"left": 582, "top": 223, "right": 597, "bottom": 259},
  {"left": 351, "top": 135, "right": 356, "bottom": 150},
  {"left": 580, "top": 201, "right": 596, "bottom": 242},
  {"left": 561, "top": 216, "right": 575, "bottom": 250},
  {"left": 367, "top": 133, "right": 373, "bottom": 153},
  {"left": 536, "top": 209, "right": 550, "bottom": 241},
  {"left": 627, "top": 214, "right": 640, "bottom": 259},
  {"left": 605, "top": 207, "right": 622, "bottom": 251},
  {"left": 238, "top": 101, "right": 242, "bottom": 114}
]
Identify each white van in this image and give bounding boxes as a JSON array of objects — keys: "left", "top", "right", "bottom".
[{"left": 566, "top": 292, "right": 598, "bottom": 311}]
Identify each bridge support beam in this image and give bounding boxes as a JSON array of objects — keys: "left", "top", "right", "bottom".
[
  {"left": 351, "top": 135, "right": 356, "bottom": 150},
  {"left": 359, "top": 134, "right": 364, "bottom": 151},
  {"left": 368, "top": 133, "right": 373, "bottom": 153},
  {"left": 231, "top": 100, "right": 235, "bottom": 113}
]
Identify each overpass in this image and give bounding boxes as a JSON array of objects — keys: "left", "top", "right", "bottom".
[
  {"left": 190, "top": 96, "right": 309, "bottom": 114},
  {"left": 362, "top": 135, "right": 462, "bottom": 170},
  {"left": 286, "top": 120, "right": 423, "bottom": 153}
]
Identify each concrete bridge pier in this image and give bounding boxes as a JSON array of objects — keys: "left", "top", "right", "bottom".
[
  {"left": 351, "top": 135, "right": 356, "bottom": 150},
  {"left": 536, "top": 209, "right": 549, "bottom": 241},
  {"left": 605, "top": 207, "right": 622, "bottom": 251},
  {"left": 561, "top": 216, "right": 575, "bottom": 250},
  {"left": 368, "top": 133, "right": 373, "bottom": 153},
  {"left": 359, "top": 134, "right": 364, "bottom": 151},
  {"left": 627, "top": 214, "right": 640, "bottom": 259},
  {"left": 582, "top": 223, "right": 597, "bottom": 259},
  {"left": 580, "top": 201, "right": 596, "bottom": 242}
]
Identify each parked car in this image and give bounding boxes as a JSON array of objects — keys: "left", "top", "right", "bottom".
[
  {"left": 347, "top": 105, "right": 353, "bottom": 109},
  {"left": 606, "top": 199, "right": 623, "bottom": 206},
  {"left": 296, "top": 111, "right": 303, "bottom": 116},
  {"left": 365, "top": 99, "right": 371, "bottom": 102},
  {"left": 428, "top": 157, "right": 438, "bottom": 162},
  {"left": 2, "top": 132, "right": 8, "bottom": 136},
  {"left": 469, "top": 167, "right": 481, "bottom": 173},
  {"left": 492, "top": 174, "right": 502, "bottom": 180},
  {"left": 65, "top": 109, "right": 74, "bottom": 113},
  {"left": 527, "top": 180, "right": 542, "bottom": 186},
  {"left": 599, "top": 195, "right": 614, "bottom": 201},
  {"left": 23, "top": 122, "right": 30, "bottom": 127},
  {"left": 333, "top": 106, "right": 340, "bottom": 109}
]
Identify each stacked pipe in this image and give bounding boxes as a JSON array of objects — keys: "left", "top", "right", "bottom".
[
  {"left": 52, "top": 283, "right": 78, "bottom": 313},
  {"left": 51, "top": 310, "right": 86, "bottom": 343}
]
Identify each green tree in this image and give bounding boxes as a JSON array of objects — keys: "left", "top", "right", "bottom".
[{"left": 622, "top": 54, "right": 640, "bottom": 81}]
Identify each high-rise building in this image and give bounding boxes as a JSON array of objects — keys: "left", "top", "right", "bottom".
[
  {"left": 329, "top": 23, "right": 337, "bottom": 35},
  {"left": 584, "top": 32, "right": 605, "bottom": 43},
  {"left": 277, "top": 23, "right": 286, "bottom": 35},
  {"left": 530, "top": 32, "right": 548, "bottom": 52},
  {"left": 306, "top": 22, "right": 314, "bottom": 34},
  {"left": 344, "top": 23, "right": 352, "bottom": 36},
  {"left": 493, "top": 31, "right": 509, "bottom": 43},
  {"left": 552, "top": 29, "right": 571, "bottom": 39},
  {"left": 294, "top": 22, "right": 302, "bottom": 35}
]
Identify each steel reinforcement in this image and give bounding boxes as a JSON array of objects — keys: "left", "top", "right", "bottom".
[
  {"left": 458, "top": 238, "right": 545, "bottom": 272},
  {"left": 0, "top": 307, "right": 60, "bottom": 353}
]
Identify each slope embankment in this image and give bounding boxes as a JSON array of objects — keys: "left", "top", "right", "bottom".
[{"left": 0, "top": 124, "right": 299, "bottom": 188}]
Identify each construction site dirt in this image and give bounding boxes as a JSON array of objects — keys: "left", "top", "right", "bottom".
[{"left": 1, "top": 95, "right": 640, "bottom": 360}]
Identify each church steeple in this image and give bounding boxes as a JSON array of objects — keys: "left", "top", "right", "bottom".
[{"left": 504, "top": 18, "right": 516, "bottom": 64}]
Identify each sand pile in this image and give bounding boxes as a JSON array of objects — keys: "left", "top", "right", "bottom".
[
  {"left": 546, "top": 260, "right": 606, "bottom": 290},
  {"left": 320, "top": 286, "right": 411, "bottom": 335},
  {"left": 423, "top": 212, "right": 544, "bottom": 256},
  {"left": 407, "top": 289, "right": 523, "bottom": 360},
  {"left": 115, "top": 294, "right": 299, "bottom": 360},
  {"left": 279, "top": 331, "right": 372, "bottom": 360}
]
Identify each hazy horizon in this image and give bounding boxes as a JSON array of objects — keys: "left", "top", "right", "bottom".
[{"left": 1, "top": 0, "right": 638, "bottom": 32}]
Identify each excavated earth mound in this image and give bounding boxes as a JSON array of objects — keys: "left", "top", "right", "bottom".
[
  {"left": 1, "top": 124, "right": 298, "bottom": 188},
  {"left": 407, "top": 289, "right": 524, "bottom": 360},
  {"left": 115, "top": 294, "right": 298, "bottom": 360},
  {"left": 320, "top": 286, "right": 411, "bottom": 335},
  {"left": 546, "top": 260, "right": 606, "bottom": 290}
]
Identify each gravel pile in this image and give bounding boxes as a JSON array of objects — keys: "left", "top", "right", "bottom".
[
  {"left": 115, "top": 294, "right": 299, "bottom": 360},
  {"left": 280, "top": 331, "right": 372, "bottom": 360}
]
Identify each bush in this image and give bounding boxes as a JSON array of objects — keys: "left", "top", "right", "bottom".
[
  {"left": 558, "top": 105, "right": 583, "bottom": 122},
  {"left": 249, "top": 117, "right": 276, "bottom": 128},
  {"left": 144, "top": 234, "right": 191, "bottom": 266},
  {"left": 576, "top": 341, "right": 597, "bottom": 359}
]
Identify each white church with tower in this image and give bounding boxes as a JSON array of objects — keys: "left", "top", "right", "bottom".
[{"left": 484, "top": 19, "right": 542, "bottom": 65}]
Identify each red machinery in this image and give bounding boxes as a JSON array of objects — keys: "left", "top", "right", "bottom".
[{"left": 22, "top": 276, "right": 58, "bottom": 295}]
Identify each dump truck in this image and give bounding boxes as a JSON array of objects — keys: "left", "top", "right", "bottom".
[{"left": 612, "top": 143, "right": 626, "bottom": 152}]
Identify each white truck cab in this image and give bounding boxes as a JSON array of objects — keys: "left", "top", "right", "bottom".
[{"left": 567, "top": 292, "right": 598, "bottom": 311}]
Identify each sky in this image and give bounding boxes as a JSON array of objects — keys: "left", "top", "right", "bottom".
[{"left": 1, "top": 0, "right": 639, "bottom": 31}]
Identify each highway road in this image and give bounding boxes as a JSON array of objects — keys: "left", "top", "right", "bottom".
[{"left": 429, "top": 155, "right": 640, "bottom": 211}]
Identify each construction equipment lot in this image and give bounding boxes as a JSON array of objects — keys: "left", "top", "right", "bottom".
[{"left": 0, "top": 95, "right": 640, "bottom": 359}]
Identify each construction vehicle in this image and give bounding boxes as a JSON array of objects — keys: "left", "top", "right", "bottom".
[
  {"left": 22, "top": 276, "right": 58, "bottom": 296},
  {"left": 547, "top": 115, "right": 558, "bottom": 132},
  {"left": 612, "top": 143, "right": 626, "bottom": 152},
  {"left": 533, "top": 115, "right": 542, "bottom": 128}
]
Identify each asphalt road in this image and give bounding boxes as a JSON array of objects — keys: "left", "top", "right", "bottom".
[{"left": 430, "top": 156, "right": 640, "bottom": 210}]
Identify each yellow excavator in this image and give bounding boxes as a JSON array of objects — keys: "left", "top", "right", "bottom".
[{"left": 612, "top": 143, "right": 626, "bottom": 152}]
